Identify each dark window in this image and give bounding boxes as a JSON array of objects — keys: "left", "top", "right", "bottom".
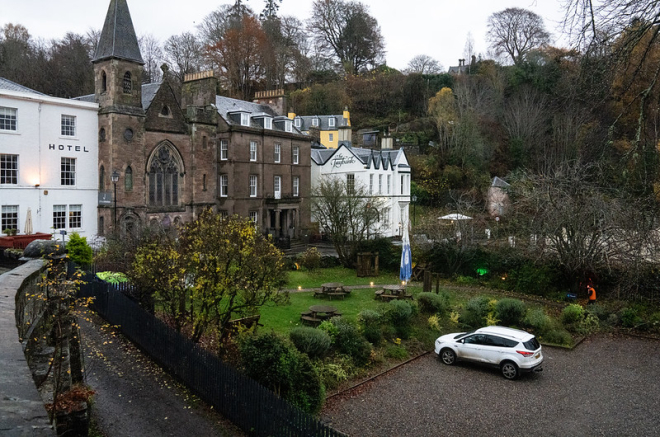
[
  {"left": 161, "top": 105, "right": 170, "bottom": 116},
  {"left": 123, "top": 72, "right": 132, "bottom": 94},
  {"left": 61, "top": 158, "right": 76, "bottom": 185},
  {"left": 523, "top": 337, "right": 540, "bottom": 351},
  {"left": 1, "top": 205, "right": 18, "bottom": 231},
  {"left": 99, "top": 165, "right": 105, "bottom": 190},
  {"left": 101, "top": 71, "right": 107, "bottom": 92},
  {"left": 99, "top": 128, "right": 106, "bottom": 142},
  {"left": 148, "top": 147, "right": 179, "bottom": 206}
]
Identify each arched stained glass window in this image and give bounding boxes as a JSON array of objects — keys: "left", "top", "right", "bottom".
[{"left": 148, "top": 146, "right": 179, "bottom": 207}]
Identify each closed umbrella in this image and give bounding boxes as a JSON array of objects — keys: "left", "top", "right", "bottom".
[
  {"left": 399, "top": 222, "right": 412, "bottom": 283},
  {"left": 24, "top": 207, "right": 33, "bottom": 235}
]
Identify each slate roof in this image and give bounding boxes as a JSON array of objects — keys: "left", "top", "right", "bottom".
[
  {"left": 73, "top": 82, "right": 163, "bottom": 109},
  {"left": 215, "top": 95, "right": 305, "bottom": 134},
  {"left": 93, "top": 0, "right": 144, "bottom": 64},
  {"left": 0, "top": 77, "right": 45, "bottom": 95},
  {"left": 294, "top": 114, "right": 348, "bottom": 131},
  {"left": 312, "top": 144, "right": 405, "bottom": 171}
]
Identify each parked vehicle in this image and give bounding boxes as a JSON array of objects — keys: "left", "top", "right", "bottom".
[{"left": 434, "top": 326, "right": 543, "bottom": 380}]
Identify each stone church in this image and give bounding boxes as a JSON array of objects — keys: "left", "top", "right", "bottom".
[{"left": 82, "top": 0, "right": 312, "bottom": 241}]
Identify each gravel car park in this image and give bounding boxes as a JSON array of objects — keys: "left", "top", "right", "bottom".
[{"left": 322, "top": 335, "right": 660, "bottom": 436}]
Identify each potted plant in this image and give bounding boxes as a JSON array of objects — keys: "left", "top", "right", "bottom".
[{"left": 3, "top": 228, "right": 17, "bottom": 236}]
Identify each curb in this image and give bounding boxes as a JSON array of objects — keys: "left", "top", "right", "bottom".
[{"left": 326, "top": 350, "right": 432, "bottom": 400}]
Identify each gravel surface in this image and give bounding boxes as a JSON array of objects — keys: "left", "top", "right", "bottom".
[
  {"left": 80, "top": 311, "right": 244, "bottom": 437},
  {"left": 322, "top": 335, "right": 660, "bottom": 436}
]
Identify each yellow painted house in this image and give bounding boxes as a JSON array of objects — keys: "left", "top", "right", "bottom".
[{"left": 288, "top": 108, "right": 351, "bottom": 149}]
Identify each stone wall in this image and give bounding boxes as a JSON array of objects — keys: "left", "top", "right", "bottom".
[{"left": 0, "top": 260, "right": 55, "bottom": 435}]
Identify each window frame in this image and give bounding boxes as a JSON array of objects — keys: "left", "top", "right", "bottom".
[
  {"left": 0, "top": 154, "right": 18, "bottom": 185},
  {"left": 1, "top": 205, "right": 18, "bottom": 232},
  {"left": 293, "top": 176, "right": 300, "bottom": 197},
  {"left": 264, "top": 118, "right": 272, "bottom": 130},
  {"left": 312, "top": 118, "right": 319, "bottom": 127},
  {"left": 68, "top": 204, "right": 82, "bottom": 229},
  {"left": 294, "top": 118, "right": 301, "bottom": 128},
  {"left": 61, "top": 157, "right": 76, "bottom": 186},
  {"left": 292, "top": 146, "right": 299, "bottom": 165},
  {"left": 61, "top": 115, "right": 76, "bottom": 137},
  {"left": 378, "top": 174, "right": 383, "bottom": 194},
  {"left": 347, "top": 173, "right": 355, "bottom": 195},
  {"left": 274, "top": 175, "right": 282, "bottom": 199},
  {"left": 274, "top": 143, "right": 281, "bottom": 163},
  {"left": 250, "top": 141, "right": 257, "bottom": 161},
  {"left": 328, "top": 117, "right": 335, "bottom": 127},
  {"left": 249, "top": 211, "right": 258, "bottom": 227},
  {"left": 220, "top": 174, "right": 228, "bottom": 197},
  {"left": 241, "top": 113, "right": 250, "bottom": 126},
  {"left": 0, "top": 107, "right": 17, "bottom": 131},
  {"left": 220, "top": 140, "right": 228, "bottom": 161},
  {"left": 53, "top": 205, "right": 66, "bottom": 230},
  {"left": 249, "top": 175, "right": 258, "bottom": 197}
]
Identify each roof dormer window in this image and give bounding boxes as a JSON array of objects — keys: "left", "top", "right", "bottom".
[
  {"left": 294, "top": 118, "right": 301, "bottom": 128},
  {"left": 328, "top": 117, "right": 335, "bottom": 127},
  {"left": 312, "top": 118, "right": 319, "bottom": 127},
  {"left": 264, "top": 117, "right": 272, "bottom": 129},
  {"left": 241, "top": 113, "right": 250, "bottom": 126},
  {"left": 285, "top": 120, "right": 292, "bottom": 133}
]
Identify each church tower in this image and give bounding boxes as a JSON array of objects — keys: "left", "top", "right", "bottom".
[{"left": 93, "top": 0, "right": 146, "bottom": 236}]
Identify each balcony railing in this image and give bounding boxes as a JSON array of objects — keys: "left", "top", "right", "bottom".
[{"left": 264, "top": 192, "right": 301, "bottom": 203}]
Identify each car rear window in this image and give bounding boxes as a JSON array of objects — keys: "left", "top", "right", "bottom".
[{"left": 523, "top": 337, "right": 540, "bottom": 350}]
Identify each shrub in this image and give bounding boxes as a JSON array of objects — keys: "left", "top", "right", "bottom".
[
  {"left": 428, "top": 315, "right": 441, "bottom": 331},
  {"left": 357, "top": 310, "right": 382, "bottom": 345},
  {"left": 620, "top": 307, "right": 643, "bottom": 328},
  {"left": 238, "top": 332, "right": 324, "bottom": 414},
  {"left": 561, "top": 304, "right": 585, "bottom": 326},
  {"left": 495, "top": 298, "right": 527, "bottom": 326},
  {"left": 289, "top": 327, "right": 332, "bottom": 359},
  {"left": 357, "top": 237, "right": 399, "bottom": 271},
  {"left": 387, "top": 300, "right": 415, "bottom": 327},
  {"left": 299, "top": 247, "right": 321, "bottom": 271},
  {"left": 576, "top": 313, "right": 600, "bottom": 335},
  {"left": 460, "top": 296, "right": 491, "bottom": 328},
  {"left": 320, "top": 255, "right": 341, "bottom": 268},
  {"left": 417, "top": 292, "right": 450, "bottom": 315},
  {"left": 331, "top": 318, "right": 372, "bottom": 366},
  {"left": 585, "top": 304, "right": 609, "bottom": 321},
  {"left": 524, "top": 308, "right": 552, "bottom": 334},
  {"left": 67, "top": 232, "right": 93, "bottom": 266},
  {"left": 385, "top": 345, "right": 409, "bottom": 360},
  {"left": 542, "top": 329, "right": 573, "bottom": 346}
]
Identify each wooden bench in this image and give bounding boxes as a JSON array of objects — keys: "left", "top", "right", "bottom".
[
  {"left": 301, "top": 314, "right": 322, "bottom": 326},
  {"left": 227, "top": 315, "right": 263, "bottom": 332}
]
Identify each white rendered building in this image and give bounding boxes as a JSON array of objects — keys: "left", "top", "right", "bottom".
[
  {"left": 311, "top": 143, "right": 411, "bottom": 238},
  {"left": 0, "top": 78, "right": 99, "bottom": 239}
]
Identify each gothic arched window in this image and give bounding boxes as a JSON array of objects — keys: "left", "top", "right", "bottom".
[
  {"left": 123, "top": 72, "right": 132, "bottom": 94},
  {"left": 148, "top": 145, "right": 180, "bottom": 207},
  {"left": 124, "top": 166, "right": 133, "bottom": 191}
]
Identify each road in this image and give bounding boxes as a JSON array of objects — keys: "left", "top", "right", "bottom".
[
  {"left": 80, "top": 311, "right": 244, "bottom": 437},
  {"left": 322, "top": 335, "right": 660, "bottom": 436}
]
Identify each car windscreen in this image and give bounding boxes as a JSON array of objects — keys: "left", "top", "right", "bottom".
[
  {"left": 523, "top": 337, "right": 540, "bottom": 351},
  {"left": 455, "top": 330, "right": 475, "bottom": 340}
]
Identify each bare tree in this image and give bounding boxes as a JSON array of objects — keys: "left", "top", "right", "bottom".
[
  {"left": 502, "top": 85, "right": 548, "bottom": 170},
  {"left": 139, "top": 34, "right": 164, "bottom": 83},
  {"left": 307, "top": 0, "right": 385, "bottom": 74},
  {"left": 405, "top": 54, "right": 443, "bottom": 74},
  {"left": 487, "top": 8, "right": 550, "bottom": 65},
  {"left": 311, "top": 176, "right": 385, "bottom": 267},
  {"left": 163, "top": 32, "right": 205, "bottom": 81}
]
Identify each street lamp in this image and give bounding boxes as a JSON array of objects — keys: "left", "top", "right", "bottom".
[
  {"left": 411, "top": 195, "right": 417, "bottom": 226},
  {"left": 111, "top": 170, "right": 119, "bottom": 232}
]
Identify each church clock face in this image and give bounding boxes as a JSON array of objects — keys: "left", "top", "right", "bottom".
[{"left": 124, "top": 128, "right": 134, "bottom": 141}]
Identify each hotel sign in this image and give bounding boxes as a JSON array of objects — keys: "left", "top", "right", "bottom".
[
  {"left": 330, "top": 153, "right": 356, "bottom": 169},
  {"left": 48, "top": 144, "right": 91, "bottom": 152}
]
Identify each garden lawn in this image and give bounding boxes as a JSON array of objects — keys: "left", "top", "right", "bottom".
[
  {"left": 260, "top": 285, "right": 423, "bottom": 335},
  {"left": 285, "top": 267, "right": 401, "bottom": 290}
]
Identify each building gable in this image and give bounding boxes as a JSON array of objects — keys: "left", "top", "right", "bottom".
[{"left": 144, "top": 82, "right": 187, "bottom": 134}]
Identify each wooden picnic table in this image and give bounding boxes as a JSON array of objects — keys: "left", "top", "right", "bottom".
[
  {"left": 314, "top": 282, "right": 349, "bottom": 299},
  {"left": 301, "top": 304, "right": 341, "bottom": 326},
  {"left": 375, "top": 285, "right": 414, "bottom": 301}
]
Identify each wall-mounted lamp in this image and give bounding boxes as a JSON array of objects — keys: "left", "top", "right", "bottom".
[{"left": 34, "top": 184, "right": 40, "bottom": 188}]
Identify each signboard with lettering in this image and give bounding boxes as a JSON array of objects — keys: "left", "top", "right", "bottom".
[
  {"left": 48, "top": 144, "right": 91, "bottom": 153},
  {"left": 330, "top": 153, "right": 356, "bottom": 169}
]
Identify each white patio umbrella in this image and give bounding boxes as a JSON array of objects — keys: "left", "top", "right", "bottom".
[
  {"left": 24, "top": 207, "right": 33, "bottom": 235},
  {"left": 438, "top": 213, "right": 472, "bottom": 221}
]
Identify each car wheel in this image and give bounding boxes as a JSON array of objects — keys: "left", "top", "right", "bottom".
[
  {"left": 501, "top": 361, "right": 519, "bottom": 380},
  {"left": 440, "top": 348, "right": 456, "bottom": 365}
]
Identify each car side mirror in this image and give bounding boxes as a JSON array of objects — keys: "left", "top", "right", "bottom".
[{"left": 460, "top": 339, "right": 464, "bottom": 344}]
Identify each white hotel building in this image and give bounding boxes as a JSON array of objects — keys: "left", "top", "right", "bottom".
[
  {"left": 0, "top": 78, "right": 99, "bottom": 239},
  {"left": 311, "top": 143, "right": 411, "bottom": 238}
]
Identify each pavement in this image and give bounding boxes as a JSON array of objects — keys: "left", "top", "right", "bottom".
[{"left": 79, "top": 311, "right": 244, "bottom": 437}]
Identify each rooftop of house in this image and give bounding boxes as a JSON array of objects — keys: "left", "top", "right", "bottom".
[{"left": 0, "top": 77, "right": 45, "bottom": 95}]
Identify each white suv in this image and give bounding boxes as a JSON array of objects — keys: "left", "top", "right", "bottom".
[{"left": 434, "top": 326, "right": 543, "bottom": 380}]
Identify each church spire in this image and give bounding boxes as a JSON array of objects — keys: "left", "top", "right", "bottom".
[{"left": 93, "top": 0, "right": 144, "bottom": 64}]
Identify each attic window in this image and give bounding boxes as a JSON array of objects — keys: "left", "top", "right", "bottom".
[
  {"left": 294, "top": 118, "right": 301, "bottom": 128},
  {"left": 160, "top": 105, "right": 171, "bottom": 117},
  {"left": 241, "top": 113, "right": 250, "bottom": 126},
  {"left": 264, "top": 118, "right": 272, "bottom": 129},
  {"left": 285, "top": 120, "right": 292, "bottom": 133},
  {"left": 329, "top": 117, "right": 335, "bottom": 127},
  {"left": 123, "top": 72, "right": 132, "bottom": 94},
  {"left": 312, "top": 118, "right": 319, "bottom": 127}
]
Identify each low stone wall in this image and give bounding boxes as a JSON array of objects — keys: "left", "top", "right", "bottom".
[{"left": 0, "top": 259, "right": 55, "bottom": 435}]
